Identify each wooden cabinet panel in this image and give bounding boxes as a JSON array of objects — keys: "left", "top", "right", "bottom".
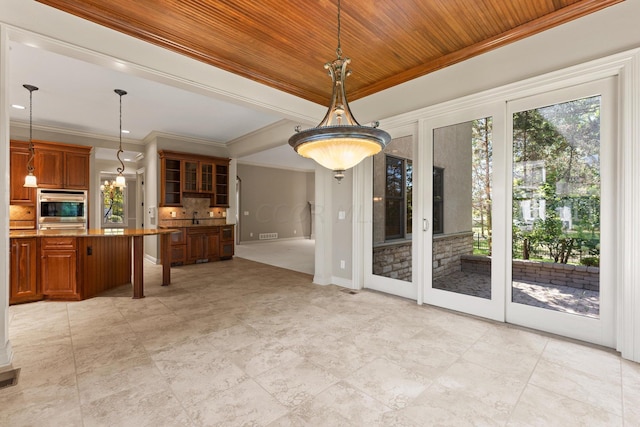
[
  {"left": 220, "top": 225, "right": 234, "bottom": 259},
  {"left": 186, "top": 227, "right": 221, "bottom": 262},
  {"left": 159, "top": 150, "right": 229, "bottom": 207},
  {"left": 161, "top": 158, "right": 182, "bottom": 206},
  {"left": 206, "top": 233, "right": 220, "bottom": 259},
  {"left": 65, "top": 151, "right": 90, "bottom": 189},
  {"left": 186, "top": 232, "right": 206, "bottom": 262},
  {"left": 10, "top": 238, "right": 40, "bottom": 304},
  {"left": 171, "top": 245, "right": 186, "bottom": 265},
  {"left": 184, "top": 160, "right": 214, "bottom": 194},
  {"left": 34, "top": 148, "right": 64, "bottom": 188},
  {"left": 200, "top": 162, "right": 214, "bottom": 193},
  {"left": 214, "top": 162, "right": 229, "bottom": 206},
  {"left": 169, "top": 228, "right": 186, "bottom": 266},
  {"left": 41, "top": 237, "right": 78, "bottom": 299},
  {"left": 13, "top": 140, "right": 90, "bottom": 191},
  {"left": 10, "top": 144, "right": 35, "bottom": 205},
  {"left": 78, "top": 236, "right": 131, "bottom": 299},
  {"left": 183, "top": 160, "right": 198, "bottom": 192}
]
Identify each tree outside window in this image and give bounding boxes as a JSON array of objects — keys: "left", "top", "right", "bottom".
[{"left": 101, "top": 180, "right": 126, "bottom": 227}]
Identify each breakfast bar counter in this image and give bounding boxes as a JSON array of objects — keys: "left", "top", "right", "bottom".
[{"left": 9, "top": 228, "right": 177, "bottom": 304}]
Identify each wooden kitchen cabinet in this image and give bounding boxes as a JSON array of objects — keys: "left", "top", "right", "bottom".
[
  {"left": 220, "top": 225, "right": 234, "bottom": 259},
  {"left": 40, "top": 237, "right": 79, "bottom": 300},
  {"left": 214, "top": 163, "right": 229, "bottom": 206},
  {"left": 169, "top": 225, "right": 232, "bottom": 265},
  {"left": 64, "top": 151, "right": 91, "bottom": 189},
  {"left": 159, "top": 150, "right": 230, "bottom": 207},
  {"left": 34, "top": 147, "right": 64, "bottom": 188},
  {"left": 183, "top": 160, "right": 215, "bottom": 194},
  {"left": 169, "top": 227, "right": 187, "bottom": 266},
  {"left": 161, "top": 157, "right": 182, "bottom": 206},
  {"left": 10, "top": 238, "right": 41, "bottom": 304},
  {"left": 9, "top": 142, "right": 36, "bottom": 205},
  {"left": 17, "top": 140, "right": 92, "bottom": 190},
  {"left": 186, "top": 227, "right": 220, "bottom": 263}
]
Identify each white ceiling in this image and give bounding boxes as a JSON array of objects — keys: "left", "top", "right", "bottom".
[{"left": 8, "top": 41, "right": 316, "bottom": 171}]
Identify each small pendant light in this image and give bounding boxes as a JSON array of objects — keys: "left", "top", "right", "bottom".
[
  {"left": 114, "top": 89, "right": 127, "bottom": 188},
  {"left": 23, "top": 84, "right": 38, "bottom": 188}
]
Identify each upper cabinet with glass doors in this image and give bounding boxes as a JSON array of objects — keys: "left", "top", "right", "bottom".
[
  {"left": 159, "top": 150, "right": 230, "bottom": 207},
  {"left": 183, "top": 159, "right": 215, "bottom": 194}
]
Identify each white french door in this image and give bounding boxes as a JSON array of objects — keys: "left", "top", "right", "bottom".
[
  {"left": 363, "top": 132, "right": 418, "bottom": 301},
  {"left": 505, "top": 77, "right": 616, "bottom": 347},
  {"left": 421, "top": 103, "right": 507, "bottom": 321}
]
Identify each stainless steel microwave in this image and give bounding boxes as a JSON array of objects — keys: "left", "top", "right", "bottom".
[{"left": 37, "top": 189, "right": 87, "bottom": 230}]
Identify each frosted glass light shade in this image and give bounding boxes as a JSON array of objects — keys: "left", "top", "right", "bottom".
[
  {"left": 24, "top": 173, "right": 37, "bottom": 188},
  {"left": 296, "top": 137, "right": 383, "bottom": 171},
  {"left": 115, "top": 174, "right": 126, "bottom": 188}
]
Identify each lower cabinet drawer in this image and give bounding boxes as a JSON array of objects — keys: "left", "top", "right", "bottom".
[{"left": 41, "top": 237, "right": 77, "bottom": 250}]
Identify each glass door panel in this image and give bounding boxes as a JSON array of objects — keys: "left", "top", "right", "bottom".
[
  {"left": 507, "top": 78, "right": 615, "bottom": 347},
  {"left": 432, "top": 118, "right": 493, "bottom": 299},
  {"left": 367, "top": 136, "right": 417, "bottom": 300},
  {"left": 423, "top": 106, "right": 505, "bottom": 322}
]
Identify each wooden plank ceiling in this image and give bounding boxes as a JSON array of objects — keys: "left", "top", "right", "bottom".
[{"left": 37, "top": 0, "right": 622, "bottom": 105}]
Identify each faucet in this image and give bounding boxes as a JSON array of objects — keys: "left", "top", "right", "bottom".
[{"left": 192, "top": 211, "right": 199, "bottom": 225}]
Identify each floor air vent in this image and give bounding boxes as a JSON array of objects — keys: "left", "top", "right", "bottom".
[
  {"left": 259, "top": 233, "right": 278, "bottom": 240},
  {"left": 0, "top": 368, "right": 20, "bottom": 390}
]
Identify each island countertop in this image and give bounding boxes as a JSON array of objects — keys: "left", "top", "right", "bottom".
[
  {"left": 10, "top": 228, "right": 178, "bottom": 238},
  {"left": 9, "top": 228, "right": 177, "bottom": 302}
]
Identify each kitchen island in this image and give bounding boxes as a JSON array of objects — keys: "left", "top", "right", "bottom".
[{"left": 9, "top": 228, "right": 177, "bottom": 304}]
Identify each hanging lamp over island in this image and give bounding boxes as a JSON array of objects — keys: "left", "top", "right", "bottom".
[
  {"left": 113, "top": 89, "right": 127, "bottom": 187},
  {"left": 100, "top": 89, "right": 128, "bottom": 195},
  {"left": 23, "top": 84, "right": 39, "bottom": 188},
  {"left": 288, "top": 0, "right": 390, "bottom": 182}
]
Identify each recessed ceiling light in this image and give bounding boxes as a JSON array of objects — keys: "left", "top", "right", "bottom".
[
  {"left": 11, "top": 104, "right": 25, "bottom": 110},
  {"left": 121, "top": 129, "right": 130, "bottom": 134}
]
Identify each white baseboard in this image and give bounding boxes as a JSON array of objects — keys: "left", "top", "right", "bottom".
[
  {"left": 144, "top": 254, "right": 160, "bottom": 264},
  {"left": 330, "top": 276, "right": 353, "bottom": 289},
  {"left": 0, "top": 340, "right": 13, "bottom": 368}
]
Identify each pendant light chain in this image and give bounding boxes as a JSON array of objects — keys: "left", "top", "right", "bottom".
[
  {"left": 115, "top": 89, "right": 127, "bottom": 176},
  {"left": 23, "top": 84, "right": 38, "bottom": 175},
  {"left": 336, "top": 0, "right": 343, "bottom": 59}
]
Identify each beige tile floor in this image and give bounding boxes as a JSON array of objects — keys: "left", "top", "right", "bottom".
[
  {"left": 2, "top": 257, "right": 639, "bottom": 426},
  {"left": 235, "top": 238, "right": 315, "bottom": 275}
]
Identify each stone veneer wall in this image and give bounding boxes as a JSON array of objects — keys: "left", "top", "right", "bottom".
[
  {"left": 373, "top": 241, "right": 412, "bottom": 281},
  {"left": 460, "top": 255, "right": 600, "bottom": 291},
  {"left": 432, "top": 232, "right": 474, "bottom": 280}
]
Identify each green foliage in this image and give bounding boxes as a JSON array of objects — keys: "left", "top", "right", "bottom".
[
  {"left": 512, "top": 96, "right": 601, "bottom": 265},
  {"left": 580, "top": 257, "right": 600, "bottom": 267},
  {"left": 102, "top": 185, "right": 125, "bottom": 224}
]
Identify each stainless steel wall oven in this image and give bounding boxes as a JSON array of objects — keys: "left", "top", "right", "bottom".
[{"left": 37, "top": 189, "right": 88, "bottom": 230}]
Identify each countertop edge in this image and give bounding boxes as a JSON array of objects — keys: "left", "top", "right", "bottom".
[{"left": 10, "top": 228, "right": 179, "bottom": 238}]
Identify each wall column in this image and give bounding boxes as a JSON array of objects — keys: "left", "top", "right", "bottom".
[{"left": 0, "top": 24, "right": 14, "bottom": 367}]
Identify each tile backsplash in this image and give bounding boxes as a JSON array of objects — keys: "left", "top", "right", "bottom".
[{"left": 159, "top": 197, "right": 228, "bottom": 227}]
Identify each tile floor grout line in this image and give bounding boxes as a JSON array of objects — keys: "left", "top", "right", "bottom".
[
  {"left": 503, "top": 335, "right": 550, "bottom": 425},
  {"left": 66, "top": 301, "right": 87, "bottom": 427}
]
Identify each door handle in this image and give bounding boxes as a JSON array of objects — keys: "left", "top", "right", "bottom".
[{"left": 423, "top": 218, "right": 429, "bottom": 231}]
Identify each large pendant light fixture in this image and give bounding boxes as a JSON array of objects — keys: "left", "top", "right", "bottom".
[
  {"left": 113, "top": 89, "right": 127, "bottom": 187},
  {"left": 23, "top": 84, "right": 38, "bottom": 188},
  {"left": 288, "top": 0, "right": 390, "bottom": 182}
]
